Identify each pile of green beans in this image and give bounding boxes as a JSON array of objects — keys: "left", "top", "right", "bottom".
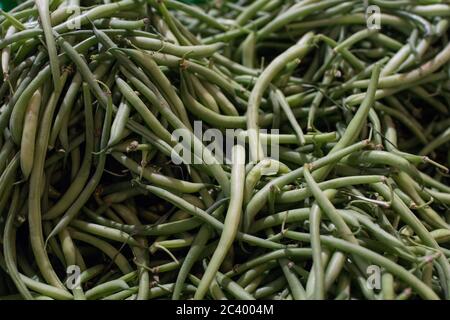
[{"left": 0, "top": 0, "right": 449, "bottom": 300}]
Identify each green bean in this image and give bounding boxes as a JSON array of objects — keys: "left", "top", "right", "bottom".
[
  {"left": 3, "top": 187, "right": 33, "bottom": 300},
  {"left": 136, "top": 180, "right": 284, "bottom": 250},
  {"left": 111, "top": 203, "right": 150, "bottom": 300},
  {"left": 181, "top": 81, "right": 271, "bottom": 128},
  {"left": 241, "top": 32, "right": 256, "bottom": 69},
  {"left": 36, "top": 0, "right": 60, "bottom": 91},
  {"left": 304, "top": 165, "right": 358, "bottom": 245},
  {"left": 42, "top": 220, "right": 66, "bottom": 269},
  {"left": 312, "top": 64, "right": 381, "bottom": 181},
  {"left": 272, "top": 88, "right": 306, "bottom": 145},
  {"left": 122, "top": 68, "right": 230, "bottom": 194},
  {"left": 402, "top": 19, "right": 448, "bottom": 68},
  {"left": 238, "top": 261, "right": 277, "bottom": 288},
  {"left": 309, "top": 201, "right": 324, "bottom": 300},
  {"left": 124, "top": 59, "right": 190, "bottom": 128},
  {"left": 103, "top": 188, "right": 144, "bottom": 205},
  {"left": 1, "top": 26, "right": 15, "bottom": 78},
  {"left": 152, "top": 236, "right": 193, "bottom": 250},
  {"left": 307, "top": 67, "right": 336, "bottom": 131},
  {"left": 149, "top": 283, "right": 197, "bottom": 299},
  {"left": 53, "top": 0, "right": 139, "bottom": 34},
  {"left": 0, "top": 9, "right": 26, "bottom": 31},
  {"left": 344, "top": 209, "right": 409, "bottom": 252},
  {"left": 0, "top": 151, "right": 19, "bottom": 202},
  {"left": 284, "top": 231, "right": 439, "bottom": 300},
  {"left": 216, "top": 271, "right": 255, "bottom": 300},
  {"left": 425, "top": 188, "right": 450, "bottom": 205},
  {"left": 345, "top": 71, "right": 447, "bottom": 106},
  {"left": 279, "top": 258, "right": 306, "bottom": 300},
  {"left": 19, "top": 88, "right": 41, "bottom": 179},
  {"left": 165, "top": 0, "right": 227, "bottom": 31},
  {"left": 412, "top": 86, "right": 448, "bottom": 115},
  {"left": 2, "top": 0, "right": 450, "bottom": 301},
  {"left": 151, "top": 0, "right": 191, "bottom": 45},
  {"left": 115, "top": 77, "right": 172, "bottom": 143},
  {"left": 171, "top": 195, "right": 225, "bottom": 300},
  {"left": 201, "top": 81, "right": 239, "bottom": 116},
  {"left": 130, "top": 37, "right": 224, "bottom": 58},
  {"left": 83, "top": 206, "right": 201, "bottom": 237},
  {"left": 70, "top": 219, "right": 140, "bottom": 247},
  {"left": 94, "top": 18, "right": 148, "bottom": 30},
  {"left": 55, "top": 35, "right": 107, "bottom": 107},
  {"left": 20, "top": 274, "right": 73, "bottom": 300},
  {"left": 28, "top": 71, "right": 69, "bottom": 290},
  {"left": 419, "top": 127, "right": 450, "bottom": 156},
  {"left": 204, "top": 10, "right": 272, "bottom": 44},
  {"left": 381, "top": 273, "right": 395, "bottom": 300},
  {"left": 0, "top": 55, "right": 34, "bottom": 100},
  {"left": 0, "top": 29, "right": 43, "bottom": 51},
  {"left": 428, "top": 230, "right": 450, "bottom": 244},
  {"left": 324, "top": 252, "right": 346, "bottom": 291},
  {"left": 244, "top": 158, "right": 290, "bottom": 204},
  {"left": 378, "top": 100, "right": 428, "bottom": 137},
  {"left": 419, "top": 172, "right": 450, "bottom": 194},
  {"left": 208, "top": 278, "right": 227, "bottom": 300},
  {"left": 393, "top": 172, "right": 449, "bottom": 230},
  {"left": 79, "top": 265, "right": 104, "bottom": 285},
  {"left": 102, "top": 287, "right": 138, "bottom": 300},
  {"left": 46, "top": 82, "right": 112, "bottom": 241},
  {"left": 44, "top": 134, "right": 84, "bottom": 170},
  {"left": 236, "top": 0, "right": 271, "bottom": 26},
  {"left": 410, "top": 4, "right": 450, "bottom": 16},
  {"left": 381, "top": 43, "right": 412, "bottom": 76},
  {"left": 254, "top": 275, "right": 286, "bottom": 299},
  {"left": 288, "top": 13, "right": 410, "bottom": 34},
  {"left": 49, "top": 73, "right": 82, "bottom": 149},
  {"left": 8, "top": 67, "right": 49, "bottom": 144},
  {"left": 110, "top": 152, "right": 207, "bottom": 193},
  {"left": 0, "top": 138, "right": 14, "bottom": 174},
  {"left": 371, "top": 183, "right": 450, "bottom": 297},
  {"left": 247, "top": 32, "right": 314, "bottom": 160},
  {"left": 188, "top": 73, "right": 220, "bottom": 113},
  {"left": 69, "top": 144, "right": 81, "bottom": 181},
  {"left": 8, "top": 40, "right": 93, "bottom": 145},
  {"left": 256, "top": 0, "right": 344, "bottom": 40},
  {"left": 108, "top": 99, "right": 130, "bottom": 147},
  {"left": 194, "top": 145, "right": 245, "bottom": 299},
  {"left": 58, "top": 227, "right": 77, "bottom": 270},
  {"left": 343, "top": 150, "right": 421, "bottom": 181},
  {"left": 244, "top": 140, "right": 370, "bottom": 231},
  {"left": 68, "top": 228, "right": 133, "bottom": 274},
  {"left": 132, "top": 47, "right": 232, "bottom": 91},
  {"left": 226, "top": 248, "right": 312, "bottom": 278},
  {"left": 85, "top": 279, "right": 130, "bottom": 300},
  {"left": 352, "top": 42, "right": 450, "bottom": 89},
  {"left": 278, "top": 175, "right": 385, "bottom": 204}
]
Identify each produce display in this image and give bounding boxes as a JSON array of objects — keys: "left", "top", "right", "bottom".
[{"left": 0, "top": 0, "right": 450, "bottom": 300}]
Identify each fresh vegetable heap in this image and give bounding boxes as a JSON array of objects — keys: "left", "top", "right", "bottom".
[{"left": 0, "top": 0, "right": 450, "bottom": 300}]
